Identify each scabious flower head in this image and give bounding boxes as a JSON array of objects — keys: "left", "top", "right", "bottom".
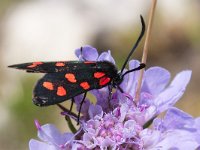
[{"left": 29, "top": 45, "right": 200, "bottom": 150}]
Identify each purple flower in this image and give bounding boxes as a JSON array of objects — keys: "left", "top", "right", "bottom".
[
  {"left": 75, "top": 45, "right": 115, "bottom": 64},
  {"left": 29, "top": 45, "right": 199, "bottom": 150},
  {"left": 75, "top": 46, "right": 192, "bottom": 126},
  {"left": 140, "top": 107, "right": 200, "bottom": 149},
  {"left": 29, "top": 120, "right": 74, "bottom": 150},
  {"left": 78, "top": 104, "right": 143, "bottom": 149}
]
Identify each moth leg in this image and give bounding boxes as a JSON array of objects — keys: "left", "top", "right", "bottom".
[
  {"left": 77, "top": 92, "right": 87, "bottom": 125},
  {"left": 117, "top": 85, "right": 136, "bottom": 105},
  {"left": 57, "top": 103, "right": 79, "bottom": 128},
  {"left": 69, "top": 98, "right": 75, "bottom": 112},
  {"left": 117, "top": 85, "right": 124, "bottom": 93},
  {"left": 57, "top": 103, "right": 69, "bottom": 112}
]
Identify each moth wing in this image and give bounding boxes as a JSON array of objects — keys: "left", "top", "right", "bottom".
[
  {"left": 8, "top": 61, "right": 95, "bottom": 73},
  {"left": 33, "top": 69, "right": 112, "bottom": 106}
]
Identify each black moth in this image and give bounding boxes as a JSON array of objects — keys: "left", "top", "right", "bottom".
[{"left": 8, "top": 16, "right": 145, "bottom": 123}]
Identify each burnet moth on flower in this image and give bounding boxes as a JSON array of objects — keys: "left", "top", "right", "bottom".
[{"left": 8, "top": 16, "right": 145, "bottom": 123}]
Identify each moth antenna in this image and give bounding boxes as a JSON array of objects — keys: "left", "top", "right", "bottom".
[{"left": 120, "top": 15, "right": 145, "bottom": 74}]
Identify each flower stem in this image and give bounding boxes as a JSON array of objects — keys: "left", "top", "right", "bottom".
[{"left": 135, "top": 0, "right": 157, "bottom": 102}]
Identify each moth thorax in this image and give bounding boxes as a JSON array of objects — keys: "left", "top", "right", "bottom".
[{"left": 112, "top": 73, "right": 122, "bottom": 86}]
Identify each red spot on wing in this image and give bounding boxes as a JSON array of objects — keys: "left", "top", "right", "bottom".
[
  {"left": 43, "top": 82, "right": 54, "bottom": 90},
  {"left": 94, "top": 72, "right": 105, "bottom": 78},
  {"left": 27, "top": 62, "right": 43, "bottom": 68},
  {"left": 80, "top": 82, "right": 90, "bottom": 90},
  {"left": 99, "top": 77, "right": 111, "bottom": 86},
  {"left": 57, "top": 86, "right": 67, "bottom": 96},
  {"left": 65, "top": 73, "right": 77, "bottom": 83},
  {"left": 55, "top": 62, "right": 65, "bottom": 67},
  {"left": 84, "top": 61, "right": 95, "bottom": 64}
]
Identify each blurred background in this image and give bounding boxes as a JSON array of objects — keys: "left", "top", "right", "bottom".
[{"left": 0, "top": 0, "right": 200, "bottom": 149}]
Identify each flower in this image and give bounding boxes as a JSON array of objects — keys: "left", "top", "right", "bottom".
[
  {"left": 75, "top": 45, "right": 115, "bottom": 64},
  {"left": 74, "top": 46, "right": 192, "bottom": 126},
  {"left": 79, "top": 104, "right": 144, "bottom": 149},
  {"left": 29, "top": 120, "right": 74, "bottom": 150},
  {"left": 140, "top": 107, "right": 200, "bottom": 149},
  {"left": 29, "top": 45, "right": 200, "bottom": 150}
]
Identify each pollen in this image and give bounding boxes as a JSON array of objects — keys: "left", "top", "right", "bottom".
[
  {"left": 55, "top": 62, "right": 65, "bottom": 67},
  {"left": 57, "top": 86, "right": 66, "bottom": 96},
  {"left": 80, "top": 81, "right": 90, "bottom": 90},
  {"left": 43, "top": 81, "right": 54, "bottom": 90},
  {"left": 94, "top": 72, "right": 105, "bottom": 78},
  {"left": 99, "top": 77, "right": 111, "bottom": 86},
  {"left": 65, "top": 73, "right": 77, "bottom": 83}
]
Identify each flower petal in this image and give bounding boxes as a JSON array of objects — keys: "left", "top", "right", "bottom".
[
  {"left": 90, "top": 87, "right": 110, "bottom": 112},
  {"left": 88, "top": 104, "right": 103, "bottom": 119},
  {"left": 139, "top": 129, "right": 161, "bottom": 149},
  {"left": 38, "top": 124, "right": 73, "bottom": 145},
  {"left": 144, "top": 105, "right": 157, "bottom": 123},
  {"left": 29, "top": 139, "right": 57, "bottom": 150},
  {"left": 75, "top": 45, "right": 98, "bottom": 61},
  {"left": 101, "top": 137, "right": 116, "bottom": 149},
  {"left": 82, "top": 133, "right": 98, "bottom": 149},
  {"left": 154, "top": 70, "right": 192, "bottom": 114},
  {"left": 164, "top": 107, "right": 193, "bottom": 130},
  {"left": 120, "top": 60, "right": 140, "bottom": 97},
  {"left": 98, "top": 50, "right": 115, "bottom": 64},
  {"left": 71, "top": 143, "right": 86, "bottom": 150},
  {"left": 118, "top": 103, "right": 129, "bottom": 122},
  {"left": 153, "top": 129, "right": 199, "bottom": 149},
  {"left": 142, "top": 67, "right": 170, "bottom": 95},
  {"left": 123, "top": 120, "right": 137, "bottom": 138}
]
